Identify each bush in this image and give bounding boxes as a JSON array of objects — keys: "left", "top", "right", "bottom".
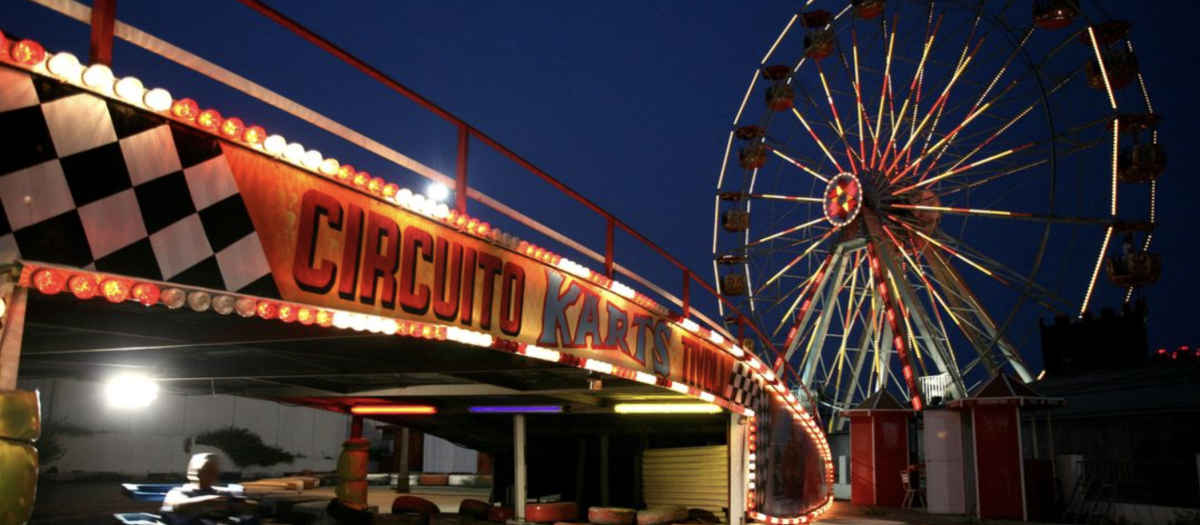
[
  {"left": 194, "top": 426, "right": 297, "bottom": 468},
  {"left": 38, "top": 419, "right": 94, "bottom": 465}
]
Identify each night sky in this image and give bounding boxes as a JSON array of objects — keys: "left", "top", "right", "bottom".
[{"left": 4, "top": 1, "right": 1198, "bottom": 373}]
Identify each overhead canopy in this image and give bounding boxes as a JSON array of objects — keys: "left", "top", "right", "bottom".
[{"left": 15, "top": 290, "right": 729, "bottom": 451}]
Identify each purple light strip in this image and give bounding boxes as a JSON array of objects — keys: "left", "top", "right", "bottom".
[{"left": 468, "top": 405, "right": 564, "bottom": 414}]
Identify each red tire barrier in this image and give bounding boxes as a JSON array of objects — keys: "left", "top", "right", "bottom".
[
  {"left": 487, "top": 507, "right": 515, "bottom": 522},
  {"left": 636, "top": 506, "right": 688, "bottom": 525},
  {"left": 459, "top": 499, "right": 492, "bottom": 520},
  {"left": 393, "top": 495, "right": 442, "bottom": 516},
  {"left": 589, "top": 507, "right": 637, "bottom": 525},
  {"left": 419, "top": 473, "right": 451, "bottom": 486},
  {"left": 525, "top": 502, "right": 579, "bottom": 523}
]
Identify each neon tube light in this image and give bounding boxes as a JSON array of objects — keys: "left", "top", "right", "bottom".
[
  {"left": 468, "top": 406, "right": 564, "bottom": 414},
  {"left": 613, "top": 403, "right": 722, "bottom": 415},
  {"left": 350, "top": 405, "right": 437, "bottom": 415}
]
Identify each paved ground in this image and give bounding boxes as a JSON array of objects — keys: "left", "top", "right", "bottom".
[
  {"left": 26, "top": 483, "right": 1055, "bottom": 525},
  {"left": 27, "top": 481, "right": 491, "bottom": 524}
]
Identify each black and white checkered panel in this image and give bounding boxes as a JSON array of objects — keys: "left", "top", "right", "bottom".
[
  {"left": 0, "top": 67, "right": 280, "bottom": 298},
  {"left": 725, "top": 361, "right": 763, "bottom": 410}
]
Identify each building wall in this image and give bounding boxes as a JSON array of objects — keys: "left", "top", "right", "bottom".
[
  {"left": 422, "top": 433, "right": 479, "bottom": 473},
  {"left": 18, "top": 378, "right": 370, "bottom": 477}
]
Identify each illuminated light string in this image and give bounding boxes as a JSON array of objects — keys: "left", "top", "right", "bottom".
[
  {"left": 765, "top": 146, "right": 829, "bottom": 183},
  {"left": 19, "top": 264, "right": 837, "bottom": 453},
  {"left": 864, "top": 242, "right": 923, "bottom": 411},
  {"left": 791, "top": 107, "right": 843, "bottom": 174},
  {"left": 889, "top": 220, "right": 1007, "bottom": 287},
  {"left": 0, "top": 33, "right": 699, "bottom": 347},
  {"left": 1086, "top": 25, "right": 1119, "bottom": 110},
  {"left": 5, "top": 34, "right": 838, "bottom": 510},
  {"left": 1080, "top": 226, "right": 1114, "bottom": 318}
]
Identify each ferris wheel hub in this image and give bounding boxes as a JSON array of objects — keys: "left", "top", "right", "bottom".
[{"left": 823, "top": 173, "right": 864, "bottom": 227}]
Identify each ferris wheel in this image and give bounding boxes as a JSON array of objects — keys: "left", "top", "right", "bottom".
[{"left": 712, "top": 0, "right": 1163, "bottom": 430}]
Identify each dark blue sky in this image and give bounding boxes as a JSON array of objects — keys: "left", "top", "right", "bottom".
[{"left": 5, "top": 1, "right": 1198, "bottom": 367}]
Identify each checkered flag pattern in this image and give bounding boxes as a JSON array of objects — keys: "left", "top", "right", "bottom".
[
  {"left": 726, "top": 360, "right": 774, "bottom": 507},
  {"left": 0, "top": 67, "right": 279, "bottom": 298},
  {"left": 725, "top": 360, "right": 762, "bottom": 410}
]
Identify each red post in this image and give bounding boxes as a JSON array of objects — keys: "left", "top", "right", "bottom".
[
  {"left": 88, "top": 0, "right": 117, "bottom": 66},
  {"left": 681, "top": 270, "right": 691, "bottom": 318},
  {"left": 456, "top": 124, "right": 469, "bottom": 215},
  {"left": 350, "top": 415, "right": 364, "bottom": 439},
  {"left": 604, "top": 218, "right": 614, "bottom": 279}
]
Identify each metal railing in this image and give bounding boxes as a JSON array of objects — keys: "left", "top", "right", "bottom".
[
  {"left": 28, "top": 0, "right": 818, "bottom": 395},
  {"left": 1079, "top": 460, "right": 1200, "bottom": 508},
  {"left": 919, "top": 373, "right": 952, "bottom": 402}
]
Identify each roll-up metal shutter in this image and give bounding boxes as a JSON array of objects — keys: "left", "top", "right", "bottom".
[{"left": 643, "top": 445, "right": 729, "bottom": 521}]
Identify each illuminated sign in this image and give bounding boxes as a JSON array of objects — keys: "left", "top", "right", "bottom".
[{"left": 225, "top": 145, "right": 733, "bottom": 389}]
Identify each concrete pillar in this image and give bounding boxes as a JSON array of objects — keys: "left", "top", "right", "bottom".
[{"left": 515, "top": 414, "right": 527, "bottom": 519}]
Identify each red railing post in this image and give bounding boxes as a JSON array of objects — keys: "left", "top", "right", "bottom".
[
  {"left": 228, "top": 0, "right": 783, "bottom": 358},
  {"left": 456, "top": 124, "right": 469, "bottom": 215},
  {"left": 88, "top": 0, "right": 117, "bottom": 66},
  {"left": 682, "top": 270, "right": 691, "bottom": 318},
  {"left": 604, "top": 218, "right": 614, "bottom": 279}
]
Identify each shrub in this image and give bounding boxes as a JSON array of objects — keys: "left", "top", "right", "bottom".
[
  {"left": 38, "top": 419, "right": 94, "bottom": 465},
  {"left": 194, "top": 426, "right": 296, "bottom": 468}
]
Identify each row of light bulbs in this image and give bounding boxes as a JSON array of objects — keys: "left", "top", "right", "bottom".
[{"left": 6, "top": 34, "right": 833, "bottom": 463}]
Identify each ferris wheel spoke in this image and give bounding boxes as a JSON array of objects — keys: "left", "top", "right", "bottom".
[
  {"left": 870, "top": 13, "right": 899, "bottom": 169},
  {"left": 746, "top": 193, "right": 824, "bottom": 204},
  {"left": 922, "top": 226, "right": 1075, "bottom": 313},
  {"left": 893, "top": 140, "right": 1035, "bottom": 195},
  {"left": 915, "top": 32, "right": 1104, "bottom": 182},
  {"left": 885, "top": 219, "right": 1009, "bottom": 288},
  {"left": 917, "top": 65, "right": 1089, "bottom": 185},
  {"left": 933, "top": 137, "right": 1105, "bottom": 199},
  {"left": 791, "top": 107, "right": 846, "bottom": 174},
  {"left": 838, "top": 27, "right": 874, "bottom": 164},
  {"left": 748, "top": 217, "right": 827, "bottom": 248},
  {"left": 757, "top": 229, "right": 837, "bottom": 292},
  {"left": 890, "top": 24, "right": 1056, "bottom": 183},
  {"left": 813, "top": 60, "right": 862, "bottom": 172},
  {"left": 890, "top": 0, "right": 988, "bottom": 178},
  {"left": 876, "top": 5, "right": 943, "bottom": 174},
  {"left": 877, "top": 229, "right": 970, "bottom": 398},
  {"left": 763, "top": 144, "right": 831, "bottom": 183},
  {"left": 924, "top": 246, "right": 1034, "bottom": 381},
  {"left": 883, "top": 203, "right": 1114, "bottom": 228}
]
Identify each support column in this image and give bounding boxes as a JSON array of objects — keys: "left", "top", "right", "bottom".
[
  {"left": 600, "top": 433, "right": 610, "bottom": 505},
  {"left": 0, "top": 285, "right": 38, "bottom": 525},
  {"left": 0, "top": 287, "right": 28, "bottom": 391},
  {"left": 515, "top": 414, "right": 527, "bottom": 520},
  {"left": 337, "top": 415, "right": 370, "bottom": 510},
  {"left": 396, "top": 427, "right": 411, "bottom": 493},
  {"left": 728, "top": 413, "right": 747, "bottom": 525}
]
